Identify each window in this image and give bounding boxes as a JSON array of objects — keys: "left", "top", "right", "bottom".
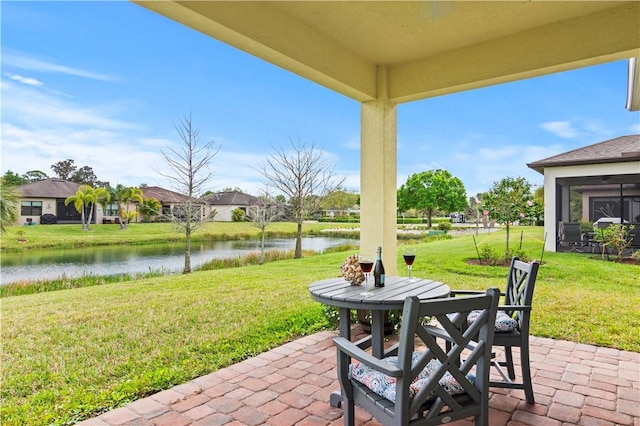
[
  {"left": 104, "top": 203, "right": 119, "bottom": 216},
  {"left": 21, "top": 201, "right": 42, "bottom": 216}
]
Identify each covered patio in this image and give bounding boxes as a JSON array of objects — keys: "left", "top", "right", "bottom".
[
  {"left": 132, "top": 1, "right": 640, "bottom": 272},
  {"left": 81, "top": 327, "right": 639, "bottom": 426},
  {"left": 87, "top": 3, "right": 640, "bottom": 425}
]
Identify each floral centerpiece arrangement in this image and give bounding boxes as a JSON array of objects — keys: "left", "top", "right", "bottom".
[{"left": 341, "top": 254, "right": 364, "bottom": 286}]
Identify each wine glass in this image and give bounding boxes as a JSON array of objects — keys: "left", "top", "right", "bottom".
[
  {"left": 358, "top": 255, "right": 374, "bottom": 295},
  {"left": 403, "top": 248, "right": 416, "bottom": 282}
]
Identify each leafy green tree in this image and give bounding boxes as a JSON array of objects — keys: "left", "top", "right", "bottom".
[
  {"left": 22, "top": 170, "right": 48, "bottom": 182},
  {"left": 321, "top": 189, "right": 359, "bottom": 216},
  {"left": 533, "top": 186, "right": 544, "bottom": 206},
  {"left": 51, "top": 159, "right": 77, "bottom": 180},
  {"left": 482, "top": 176, "right": 533, "bottom": 257},
  {"left": 2, "top": 171, "right": 27, "bottom": 186},
  {"left": 51, "top": 160, "right": 107, "bottom": 187},
  {"left": 526, "top": 185, "right": 544, "bottom": 226},
  {"left": 397, "top": 169, "right": 467, "bottom": 227},
  {"left": 0, "top": 178, "right": 19, "bottom": 233},
  {"left": 71, "top": 165, "right": 108, "bottom": 187}
]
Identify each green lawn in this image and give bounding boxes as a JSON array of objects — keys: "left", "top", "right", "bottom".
[
  {"left": 1, "top": 226, "right": 638, "bottom": 425},
  {"left": 0, "top": 221, "right": 358, "bottom": 252}
]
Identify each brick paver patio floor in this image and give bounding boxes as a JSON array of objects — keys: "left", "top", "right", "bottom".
[{"left": 79, "top": 329, "right": 639, "bottom": 426}]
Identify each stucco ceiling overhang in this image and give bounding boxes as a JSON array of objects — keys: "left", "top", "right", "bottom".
[{"left": 134, "top": 1, "right": 640, "bottom": 104}]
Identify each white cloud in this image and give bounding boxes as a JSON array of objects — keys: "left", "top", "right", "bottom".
[
  {"left": 0, "top": 78, "right": 162, "bottom": 188},
  {"left": 539, "top": 121, "right": 579, "bottom": 138},
  {"left": 2, "top": 80, "right": 136, "bottom": 130},
  {"left": 0, "top": 122, "right": 169, "bottom": 187},
  {"left": 4, "top": 73, "right": 42, "bottom": 86},
  {"left": 2, "top": 50, "right": 117, "bottom": 82}
]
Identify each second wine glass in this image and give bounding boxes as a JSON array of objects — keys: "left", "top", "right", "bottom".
[
  {"left": 358, "top": 255, "right": 374, "bottom": 295},
  {"left": 402, "top": 248, "right": 416, "bottom": 282}
]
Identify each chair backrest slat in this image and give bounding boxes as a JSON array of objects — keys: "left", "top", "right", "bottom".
[{"left": 504, "top": 257, "right": 539, "bottom": 325}]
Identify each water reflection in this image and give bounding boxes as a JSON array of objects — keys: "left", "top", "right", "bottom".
[{"left": 0, "top": 237, "right": 356, "bottom": 285}]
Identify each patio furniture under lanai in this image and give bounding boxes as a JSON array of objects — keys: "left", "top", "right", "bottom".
[{"left": 558, "top": 222, "right": 584, "bottom": 251}]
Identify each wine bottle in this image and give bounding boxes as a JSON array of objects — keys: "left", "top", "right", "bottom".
[{"left": 373, "top": 246, "right": 385, "bottom": 287}]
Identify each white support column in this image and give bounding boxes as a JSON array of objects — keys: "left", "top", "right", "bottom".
[
  {"left": 543, "top": 174, "right": 558, "bottom": 252},
  {"left": 360, "top": 65, "right": 398, "bottom": 275}
]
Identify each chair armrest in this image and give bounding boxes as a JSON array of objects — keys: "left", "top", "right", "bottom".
[
  {"left": 450, "top": 289, "right": 484, "bottom": 296},
  {"left": 452, "top": 289, "right": 506, "bottom": 297},
  {"left": 333, "top": 337, "right": 402, "bottom": 377},
  {"left": 499, "top": 304, "right": 532, "bottom": 312}
]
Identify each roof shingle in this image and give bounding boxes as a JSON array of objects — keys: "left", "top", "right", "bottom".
[
  {"left": 527, "top": 134, "right": 640, "bottom": 173},
  {"left": 16, "top": 179, "right": 80, "bottom": 198}
]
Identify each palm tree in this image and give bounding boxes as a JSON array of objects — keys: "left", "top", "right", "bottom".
[
  {"left": 93, "top": 187, "right": 110, "bottom": 226},
  {"left": 118, "top": 187, "right": 144, "bottom": 229},
  {"left": 0, "top": 178, "right": 19, "bottom": 233},
  {"left": 139, "top": 197, "right": 161, "bottom": 222},
  {"left": 65, "top": 185, "right": 95, "bottom": 230}
]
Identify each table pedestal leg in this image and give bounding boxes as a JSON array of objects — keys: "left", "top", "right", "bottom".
[{"left": 370, "top": 310, "right": 385, "bottom": 358}]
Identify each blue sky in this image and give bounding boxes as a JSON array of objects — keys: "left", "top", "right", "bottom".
[{"left": 2, "top": 1, "right": 639, "bottom": 199}]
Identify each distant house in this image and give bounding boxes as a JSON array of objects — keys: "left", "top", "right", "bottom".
[
  {"left": 140, "top": 186, "right": 207, "bottom": 222},
  {"left": 203, "top": 191, "right": 259, "bottom": 222},
  {"left": 14, "top": 178, "right": 86, "bottom": 225},
  {"left": 12, "top": 180, "right": 208, "bottom": 225}
]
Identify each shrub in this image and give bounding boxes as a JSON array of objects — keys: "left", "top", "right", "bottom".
[
  {"left": 478, "top": 244, "right": 499, "bottom": 263},
  {"left": 437, "top": 222, "right": 452, "bottom": 232},
  {"left": 231, "top": 208, "right": 246, "bottom": 222},
  {"left": 507, "top": 249, "right": 530, "bottom": 262},
  {"left": 579, "top": 221, "right": 593, "bottom": 232},
  {"left": 598, "top": 224, "right": 635, "bottom": 260}
]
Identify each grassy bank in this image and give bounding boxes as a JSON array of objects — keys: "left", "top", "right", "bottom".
[
  {"left": 0, "top": 221, "right": 359, "bottom": 252},
  {"left": 1, "top": 227, "right": 638, "bottom": 425}
]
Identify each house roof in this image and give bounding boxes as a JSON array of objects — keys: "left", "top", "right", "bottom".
[
  {"left": 203, "top": 191, "right": 259, "bottom": 206},
  {"left": 141, "top": 186, "right": 204, "bottom": 204},
  {"left": 527, "top": 134, "right": 640, "bottom": 173},
  {"left": 15, "top": 178, "right": 80, "bottom": 198}
]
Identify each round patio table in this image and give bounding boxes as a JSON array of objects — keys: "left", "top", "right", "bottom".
[{"left": 308, "top": 276, "right": 451, "bottom": 407}]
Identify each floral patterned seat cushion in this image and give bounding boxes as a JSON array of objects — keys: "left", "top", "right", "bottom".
[
  {"left": 349, "top": 352, "right": 475, "bottom": 403},
  {"left": 468, "top": 309, "right": 518, "bottom": 332}
]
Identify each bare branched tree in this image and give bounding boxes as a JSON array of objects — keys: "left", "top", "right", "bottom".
[
  {"left": 158, "top": 114, "right": 220, "bottom": 273},
  {"left": 258, "top": 138, "right": 345, "bottom": 258},
  {"left": 249, "top": 188, "right": 283, "bottom": 264}
]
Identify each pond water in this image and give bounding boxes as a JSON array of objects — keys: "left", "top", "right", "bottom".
[{"left": 0, "top": 236, "right": 357, "bottom": 285}]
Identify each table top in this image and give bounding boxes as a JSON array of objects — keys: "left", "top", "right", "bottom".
[{"left": 308, "top": 276, "right": 451, "bottom": 310}]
